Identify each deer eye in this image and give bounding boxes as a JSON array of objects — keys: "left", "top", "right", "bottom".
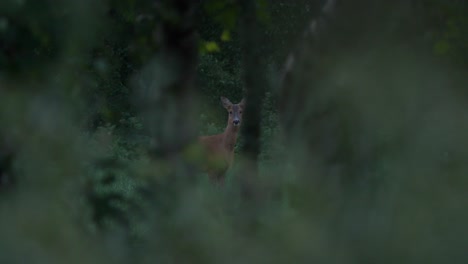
[
  {"left": 239, "top": 111, "right": 242, "bottom": 114},
  {"left": 229, "top": 111, "right": 232, "bottom": 114}
]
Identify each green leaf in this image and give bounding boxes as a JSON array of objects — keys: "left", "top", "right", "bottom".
[
  {"left": 200, "top": 41, "right": 220, "bottom": 54},
  {"left": 220, "top": 29, "right": 231, "bottom": 42}
]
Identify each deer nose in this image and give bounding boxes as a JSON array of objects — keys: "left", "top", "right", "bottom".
[{"left": 233, "top": 120, "right": 240, "bottom": 125}]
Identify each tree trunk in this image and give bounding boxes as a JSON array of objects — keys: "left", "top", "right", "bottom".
[
  {"left": 237, "top": 0, "right": 268, "bottom": 219},
  {"left": 136, "top": 0, "right": 199, "bottom": 186},
  {"left": 0, "top": 134, "right": 15, "bottom": 192}
]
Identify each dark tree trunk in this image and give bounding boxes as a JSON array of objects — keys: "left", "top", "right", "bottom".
[
  {"left": 0, "top": 135, "right": 15, "bottom": 192},
  {"left": 237, "top": 0, "right": 268, "bottom": 217},
  {"left": 136, "top": 0, "right": 199, "bottom": 186}
]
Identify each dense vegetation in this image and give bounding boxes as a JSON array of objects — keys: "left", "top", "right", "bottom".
[{"left": 1, "top": 0, "right": 467, "bottom": 263}]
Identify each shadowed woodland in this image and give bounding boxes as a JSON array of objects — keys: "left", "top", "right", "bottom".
[{"left": 1, "top": 0, "right": 468, "bottom": 263}]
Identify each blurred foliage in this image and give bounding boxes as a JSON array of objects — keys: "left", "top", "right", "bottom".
[
  {"left": 0, "top": 0, "right": 467, "bottom": 263},
  {"left": 423, "top": 0, "right": 468, "bottom": 65}
]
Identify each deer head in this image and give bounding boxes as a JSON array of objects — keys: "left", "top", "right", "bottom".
[{"left": 221, "top": 96, "right": 245, "bottom": 127}]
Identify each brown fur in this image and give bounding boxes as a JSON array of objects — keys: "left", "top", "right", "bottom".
[{"left": 198, "top": 96, "right": 245, "bottom": 185}]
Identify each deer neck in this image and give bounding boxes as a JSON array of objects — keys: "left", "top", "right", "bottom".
[{"left": 223, "top": 122, "right": 239, "bottom": 152}]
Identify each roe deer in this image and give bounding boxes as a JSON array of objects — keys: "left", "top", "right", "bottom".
[{"left": 198, "top": 96, "right": 245, "bottom": 185}]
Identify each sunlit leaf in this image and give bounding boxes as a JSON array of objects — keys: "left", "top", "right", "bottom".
[
  {"left": 203, "top": 41, "right": 220, "bottom": 53},
  {"left": 220, "top": 29, "right": 231, "bottom": 42}
]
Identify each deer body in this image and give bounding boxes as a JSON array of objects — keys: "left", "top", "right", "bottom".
[{"left": 198, "top": 97, "right": 245, "bottom": 185}]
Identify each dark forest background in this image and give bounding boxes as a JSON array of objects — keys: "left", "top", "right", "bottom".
[{"left": 1, "top": 0, "right": 467, "bottom": 263}]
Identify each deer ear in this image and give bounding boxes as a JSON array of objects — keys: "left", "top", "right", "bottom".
[
  {"left": 220, "top": 96, "right": 232, "bottom": 108},
  {"left": 239, "top": 98, "right": 246, "bottom": 108}
]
